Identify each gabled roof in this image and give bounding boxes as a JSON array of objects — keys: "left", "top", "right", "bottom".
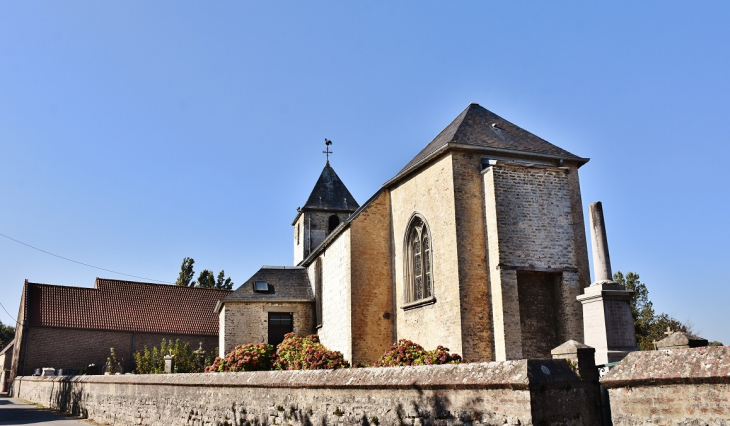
[
  {"left": 22, "top": 278, "right": 231, "bottom": 335},
  {"left": 302, "top": 162, "right": 359, "bottom": 212},
  {"left": 222, "top": 266, "right": 314, "bottom": 303},
  {"left": 393, "top": 103, "right": 588, "bottom": 181}
]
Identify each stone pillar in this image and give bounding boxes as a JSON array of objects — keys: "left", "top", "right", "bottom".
[
  {"left": 577, "top": 202, "right": 638, "bottom": 364},
  {"left": 551, "top": 340, "right": 598, "bottom": 382},
  {"left": 589, "top": 202, "right": 613, "bottom": 284},
  {"left": 164, "top": 355, "right": 175, "bottom": 374}
]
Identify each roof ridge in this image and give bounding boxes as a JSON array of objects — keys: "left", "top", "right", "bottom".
[
  {"left": 391, "top": 103, "right": 587, "bottom": 183},
  {"left": 27, "top": 281, "right": 100, "bottom": 291},
  {"left": 95, "top": 278, "right": 232, "bottom": 292}
]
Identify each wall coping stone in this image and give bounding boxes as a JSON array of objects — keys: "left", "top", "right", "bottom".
[
  {"left": 15, "top": 359, "right": 580, "bottom": 391},
  {"left": 601, "top": 346, "right": 730, "bottom": 388}
]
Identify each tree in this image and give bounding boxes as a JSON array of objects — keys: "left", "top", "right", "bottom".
[
  {"left": 0, "top": 321, "right": 15, "bottom": 348},
  {"left": 175, "top": 257, "right": 195, "bottom": 287},
  {"left": 196, "top": 269, "right": 216, "bottom": 288},
  {"left": 176, "top": 257, "right": 234, "bottom": 289},
  {"left": 614, "top": 271, "right": 697, "bottom": 350},
  {"left": 216, "top": 270, "right": 233, "bottom": 290}
]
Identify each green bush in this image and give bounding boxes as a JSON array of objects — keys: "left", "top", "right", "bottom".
[
  {"left": 205, "top": 343, "right": 275, "bottom": 372},
  {"left": 133, "top": 339, "right": 215, "bottom": 374},
  {"left": 374, "top": 339, "right": 464, "bottom": 367},
  {"left": 272, "top": 333, "right": 349, "bottom": 370}
]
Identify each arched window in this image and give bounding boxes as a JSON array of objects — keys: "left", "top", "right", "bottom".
[
  {"left": 404, "top": 215, "right": 433, "bottom": 303},
  {"left": 328, "top": 215, "right": 340, "bottom": 233}
]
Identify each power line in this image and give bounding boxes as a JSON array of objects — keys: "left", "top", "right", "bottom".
[
  {"left": 0, "top": 300, "right": 19, "bottom": 327},
  {"left": 0, "top": 232, "right": 173, "bottom": 284}
]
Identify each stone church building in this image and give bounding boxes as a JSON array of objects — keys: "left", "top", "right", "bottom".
[{"left": 218, "top": 103, "right": 591, "bottom": 365}]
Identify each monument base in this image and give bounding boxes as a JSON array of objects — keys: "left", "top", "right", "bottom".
[{"left": 577, "top": 281, "right": 638, "bottom": 365}]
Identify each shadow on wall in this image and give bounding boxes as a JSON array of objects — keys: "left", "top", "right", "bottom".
[
  {"left": 183, "top": 394, "right": 498, "bottom": 426},
  {"left": 53, "top": 378, "right": 87, "bottom": 419}
]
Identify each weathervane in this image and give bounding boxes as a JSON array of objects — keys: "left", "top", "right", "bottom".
[{"left": 323, "top": 138, "right": 333, "bottom": 162}]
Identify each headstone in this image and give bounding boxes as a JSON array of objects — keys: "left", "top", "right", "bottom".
[
  {"left": 164, "top": 354, "right": 175, "bottom": 374},
  {"left": 193, "top": 342, "right": 206, "bottom": 366},
  {"left": 577, "top": 202, "right": 638, "bottom": 364},
  {"left": 86, "top": 364, "right": 99, "bottom": 375},
  {"left": 654, "top": 331, "right": 708, "bottom": 350}
]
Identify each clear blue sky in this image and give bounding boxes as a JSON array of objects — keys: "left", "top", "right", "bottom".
[{"left": 1, "top": 2, "right": 728, "bottom": 344}]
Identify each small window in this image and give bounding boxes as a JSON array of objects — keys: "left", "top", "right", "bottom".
[
  {"left": 253, "top": 281, "right": 269, "bottom": 292},
  {"left": 328, "top": 215, "right": 340, "bottom": 233}
]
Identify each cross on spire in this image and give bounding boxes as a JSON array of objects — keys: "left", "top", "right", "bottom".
[{"left": 323, "top": 138, "right": 333, "bottom": 163}]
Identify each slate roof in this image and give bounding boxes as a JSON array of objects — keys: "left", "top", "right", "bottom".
[
  {"left": 22, "top": 278, "right": 231, "bottom": 335},
  {"left": 394, "top": 103, "right": 588, "bottom": 180},
  {"left": 222, "top": 266, "right": 314, "bottom": 302},
  {"left": 302, "top": 162, "right": 359, "bottom": 212}
]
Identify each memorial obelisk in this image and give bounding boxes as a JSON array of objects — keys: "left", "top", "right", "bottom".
[{"left": 577, "top": 202, "right": 638, "bottom": 364}]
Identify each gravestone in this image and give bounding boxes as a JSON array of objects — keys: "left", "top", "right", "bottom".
[
  {"left": 654, "top": 330, "right": 708, "bottom": 350},
  {"left": 577, "top": 202, "right": 638, "bottom": 364}
]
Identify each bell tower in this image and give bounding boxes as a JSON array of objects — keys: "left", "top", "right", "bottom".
[{"left": 292, "top": 140, "right": 359, "bottom": 265}]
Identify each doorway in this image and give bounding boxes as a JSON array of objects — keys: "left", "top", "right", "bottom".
[{"left": 268, "top": 312, "right": 294, "bottom": 347}]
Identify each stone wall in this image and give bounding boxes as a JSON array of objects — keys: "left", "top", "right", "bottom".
[
  {"left": 219, "top": 302, "right": 315, "bottom": 356},
  {"left": 483, "top": 161, "right": 584, "bottom": 361},
  {"left": 14, "top": 326, "right": 218, "bottom": 375},
  {"left": 349, "top": 190, "right": 395, "bottom": 365},
  {"left": 12, "top": 359, "right": 598, "bottom": 426},
  {"left": 601, "top": 346, "right": 730, "bottom": 425},
  {"left": 390, "top": 153, "right": 465, "bottom": 357},
  {"left": 309, "top": 228, "right": 353, "bottom": 362}
]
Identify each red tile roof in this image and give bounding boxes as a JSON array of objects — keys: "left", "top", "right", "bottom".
[{"left": 23, "top": 278, "right": 231, "bottom": 336}]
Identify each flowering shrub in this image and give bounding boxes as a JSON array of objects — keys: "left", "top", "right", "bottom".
[
  {"left": 205, "top": 343, "right": 275, "bottom": 372},
  {"left": 374, "top": 339, "right": 464, "bottom": 367},
  {"left": 272, "top": 333, "right": 349, "bottom": 370}
]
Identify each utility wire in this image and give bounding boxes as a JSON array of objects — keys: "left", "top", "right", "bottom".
[
  {"left": 0, "top": 232, "right": 173, "bottom": 284},
  {"left": 0, "top": 300, "right": 20, "bottom": 327}
]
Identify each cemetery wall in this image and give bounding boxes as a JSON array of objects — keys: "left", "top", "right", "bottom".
[
  {"left": 601, "top": 346, "right": 730, "bottom": 425},
  {"left": 15, "top": 326, "right": 218, "bottom": 376},
  {"left": 12, "top": 359, "right": 598, "bottom": 426}
]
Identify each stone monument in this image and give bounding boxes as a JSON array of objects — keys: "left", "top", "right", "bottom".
[{"left": 577, "top": 201, "right": 638, "bottom": 364}]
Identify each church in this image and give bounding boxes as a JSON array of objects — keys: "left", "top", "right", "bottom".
[{"left": 217, "top": 103, "right": 591, "bottom": 365}]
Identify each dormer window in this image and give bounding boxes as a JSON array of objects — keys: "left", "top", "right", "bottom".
[{"left": 253, "top": 281, "right": 269, "bottom": 292}]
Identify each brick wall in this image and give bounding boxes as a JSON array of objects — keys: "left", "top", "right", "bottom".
[
  {"left": 601, "top": 346, "right": 730, "bottom": 425},
  {"left": 483, "top": 161, "right": 584, "bottom": 360},
  {"left": 15, "top": 326, "right": 218, "bottom": 375},
  {"left": 13, "top": 359, "right": 598, "bottom": 426},
  {"left": 390, "top": 154, "right": 465, "bottom": 356},
  {"left": 219, "top": 301, "right": 314, "bottom": 356},
  {"left": 309, "top": 229, "right": 353, "bottom": 362},
  {"left": 451, "top": 151, "right": 492, "bottom": 362},
  {"left": 349, "top": 190, "right": 395, "bottom": 365}
]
